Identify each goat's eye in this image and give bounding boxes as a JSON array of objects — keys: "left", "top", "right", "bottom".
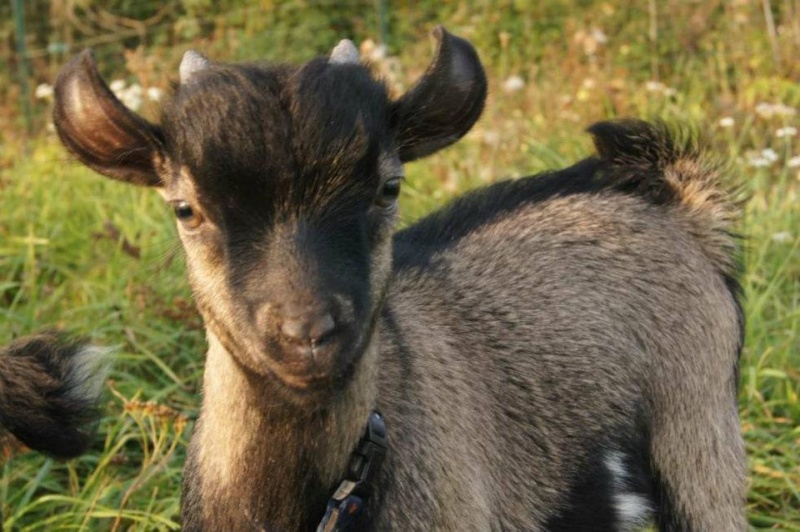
[
  {"left": 376, "top": 178, "right": 402, "bottom": 208},
  {"left": 172, "top": 201, "right": 203, "bottom": 229}
]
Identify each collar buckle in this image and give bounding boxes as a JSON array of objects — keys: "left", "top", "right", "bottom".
[{"left": 317, "top": 411, "right": 387, "bottom": 532}]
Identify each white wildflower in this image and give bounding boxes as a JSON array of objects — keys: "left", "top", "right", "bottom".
[
  {"left": 755, "top": 102, "right": 774, "bottom": 118},
  {"left": 368, "top": 43, "right": 388, "bottom": 62},
  {"left": 482, "top": 130, "right": 500, "bottom": 146},
  {"left": 574, "top": 28, "right": 608, "bottom": 56},
  {"left": 118, "top": 83, "right": 143, "bottom": 111},
  {"left": 718, "top": 117, "right": 735, "bottom": 128},
  {"left": 644, "top": 81, "right": 676, "bottom": 96},
  {"left": 34, "top": 83, "right": 53, "bottom": 100},
  {"left": 359, "top": 39, "right": 388, "bottom": 63},
  {"left": 590, "top": 28, "right": 608, "bottom": 44},
  {"left": 773, "top": 104, "right": 797, "bottom": 117},
  {"left": 503, "top": 75, "right": 525, "bottom": 93},
  {"left": 787, "top": 155, "right": 800, "bottom": 168},
  {"left": 645, "top": 81, "right": 665, "bottom": 93},
  {"left": 755, "top": 102, "right": 798, "bottom": 119},
  {"left": 746, "top": 149, "right": 778, "bottom": 167},
  {"left": 771, "top": 231, "right": 792, "bottom": 243},
  {"left": 762, "top": 148, "right": 779, "bottom": 162},
  {"left": 747, "top": 157, "right": 771, "bottom": 168},
  {"left": 147, "top": 87, "right": 164, "bottom": 102},
  {"left": 109, "top": 79, "right": 126, "bottom": 94},
  {"left": 776, "top": 126, "right": 797, "bottom": 138}
]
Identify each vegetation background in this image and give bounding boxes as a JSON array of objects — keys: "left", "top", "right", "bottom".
[{"left": 0, "top": 0, "right": 798, "bottom": 529}]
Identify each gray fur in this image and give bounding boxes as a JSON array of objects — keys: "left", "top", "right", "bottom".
[
  {"left": 52, "top": 27, "right": 745, "bottom": 531},
  {"left": 369, "top": 190, "right": 744, "bottom": 530}
]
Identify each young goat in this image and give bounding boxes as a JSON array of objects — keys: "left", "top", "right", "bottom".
[
  {"left": 0, "top": 331, "right": 107, "bottom": 459},
  {"left": 53, "top": 27, "right": 745, "bottom": 530}
]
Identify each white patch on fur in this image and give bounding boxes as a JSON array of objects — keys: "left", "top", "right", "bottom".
[
  {"left": 66, "top": 345, "right": 111, "bottom": 404},
  {"left": 615, "top": 493, "right": 651, "bottom": 529},
  {"left": 605, "top": 451, "right": 626, "bottom": 479},
  {"left": 604, "top": 451, "right": 652, "bottom": 531}
]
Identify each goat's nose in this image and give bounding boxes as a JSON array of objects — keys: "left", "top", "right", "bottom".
[{"left": 279, "top": 309, "right": 336, "bottom": 345}]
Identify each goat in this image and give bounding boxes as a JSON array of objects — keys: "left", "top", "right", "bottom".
[
  {"left": 0, "top": 331, "right": 107, "bottom": 459},
  {"left": 52, "top": 26, "right": 746, "bottom": 531}
]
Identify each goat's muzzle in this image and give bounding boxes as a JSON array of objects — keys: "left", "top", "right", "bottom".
[
  {"left": 257, "top": 300, "right": 359, "bottom": 389},
  {"left": 279, "top": 306, "right": 336, "bottom": 346}
]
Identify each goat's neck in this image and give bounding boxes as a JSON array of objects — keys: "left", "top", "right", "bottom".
[{"left": 190, "top": 331, "right": 376, "bottom": 530}]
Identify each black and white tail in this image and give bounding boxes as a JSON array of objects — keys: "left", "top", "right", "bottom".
[{"left": 0, "top": 331, "right": 109, "bottom": 459}]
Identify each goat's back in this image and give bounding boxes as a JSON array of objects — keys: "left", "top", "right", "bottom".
[{"left": 373, "top": 121, "right": 744, "bottom": 530}]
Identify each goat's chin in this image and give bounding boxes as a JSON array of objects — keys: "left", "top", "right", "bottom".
[
  {"left": 237, "top": 337, "right": 367, "bottom": 405},
  {"left": 263, "top": 359, "right": 362, "bottom": 408}
]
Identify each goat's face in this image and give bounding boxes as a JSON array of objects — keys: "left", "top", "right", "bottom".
[
  {"left": 53, "top": 27, "right": 486, "bottom": 403},
  {"left": 156, "top": 59, "right": 400, "bottom": 397}
]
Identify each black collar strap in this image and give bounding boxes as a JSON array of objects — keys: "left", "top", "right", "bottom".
[{"left": 317, "top": 411, "right": 387, "bottom": 532}]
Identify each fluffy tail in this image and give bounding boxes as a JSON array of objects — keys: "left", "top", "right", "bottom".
[
  {"left": 588, "top": 119, "right": 740, "bottom": 280},
  {"left": 0, "top": 331, "right": 109, "bottom": 459}
]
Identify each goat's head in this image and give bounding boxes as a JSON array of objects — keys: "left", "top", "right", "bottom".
[{"left": 53, "top": 27, "right": 486, "bottom": 403}]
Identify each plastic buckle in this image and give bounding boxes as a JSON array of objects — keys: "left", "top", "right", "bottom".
[
  {"left": 316, "top": 411, "right": 387, "bottom": 532},
  {"left": 317, "top": 482, "right": 364, "bottom": 532}
]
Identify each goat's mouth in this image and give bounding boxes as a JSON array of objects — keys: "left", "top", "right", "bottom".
[{"left": 260, "top": 331, "right": 364, "bottom": 393}]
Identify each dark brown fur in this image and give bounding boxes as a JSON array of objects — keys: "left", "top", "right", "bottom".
[{"left": 0, "top": 331, "right": 107, "bottom": 459}]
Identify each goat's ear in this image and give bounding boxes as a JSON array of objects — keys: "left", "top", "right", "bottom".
[
  {"left": 392, "top": 26, "right": 487, "bottom": 163},
  {"left": 53, "top": 50, "right": 164, "bottom": 187}
]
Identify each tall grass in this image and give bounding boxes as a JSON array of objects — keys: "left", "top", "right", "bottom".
[{"left": 1, "top": 1, "right": 799, "bottom": 529}]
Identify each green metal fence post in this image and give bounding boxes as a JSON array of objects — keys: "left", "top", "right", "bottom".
[
  {"left": 11, "top": 0, "right": 33, "bottom": 136},
  {"left": 376, "top": 0, "right": 388, "bottom": 46}
]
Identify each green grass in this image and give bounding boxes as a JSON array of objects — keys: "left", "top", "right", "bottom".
[{"left": 2, "top": 1, "right": 800, "bottom": 529}]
